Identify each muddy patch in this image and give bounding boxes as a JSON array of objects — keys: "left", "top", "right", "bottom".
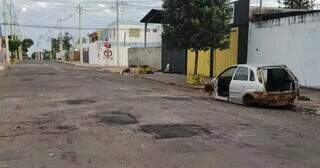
[
  {"left": 140, "top": 124, "right": 211, "bottom": 139},
  {"left": 64, "top": 99, "right": 96, "bottom": 105},
  {"left": 96, "top": 111, "right": 138, "bottom": 125}
]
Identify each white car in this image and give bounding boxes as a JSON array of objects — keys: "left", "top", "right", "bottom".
[{"left": 205, "top": 64, "right": 299, "bottom": 106}]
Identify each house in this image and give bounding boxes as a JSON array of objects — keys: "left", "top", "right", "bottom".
[
  {"left": 107, "top": 20, "right": 162, "bottom": 48},
  {"left": 88, "top": 20, "right": 162, "bottom": 67},
  {"left": 247, "top": 10, "right": 320, "bottom": 88}
]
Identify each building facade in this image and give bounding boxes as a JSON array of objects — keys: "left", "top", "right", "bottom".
[
  {"left": 88, "top": 20, "right": 162, "bottom": 67},
  {"left": 247, "top": 11, "right": 320, "bottom": 88}
]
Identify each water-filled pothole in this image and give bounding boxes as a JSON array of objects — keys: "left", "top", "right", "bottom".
[{"left": 140, "top": 124, "right": 211, "bottom": 139}]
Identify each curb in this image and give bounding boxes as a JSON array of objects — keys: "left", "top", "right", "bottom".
[{"left": 136, "top": 75, "right": 205, "bottom": 92}]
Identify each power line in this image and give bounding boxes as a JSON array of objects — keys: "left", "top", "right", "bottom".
[{"left": 0, "top": 22, "right": 161, "bottom": 31}]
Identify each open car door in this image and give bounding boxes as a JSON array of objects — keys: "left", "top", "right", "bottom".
[{"left": 214, "top": 66, "right": 238, "bottom": 101}]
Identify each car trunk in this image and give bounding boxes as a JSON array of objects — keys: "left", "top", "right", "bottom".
[{"left": 261, "top": 67, "right": 297, "bottom": 92}]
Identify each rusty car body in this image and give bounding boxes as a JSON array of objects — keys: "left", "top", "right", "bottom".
[{"left": 205, "top": 64, "right": 299, "bottom": 106}]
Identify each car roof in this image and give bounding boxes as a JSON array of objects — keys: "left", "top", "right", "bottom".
[{"left": 237, "top": 64, "right": 287, "bottom": 69}]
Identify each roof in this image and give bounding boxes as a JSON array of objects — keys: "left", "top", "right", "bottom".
[
  {"left": 140, "top": 9, "right": 162, "bottom": 24},
  {"left": 252, "top": 10, "right": 320, "bottom": 21}
]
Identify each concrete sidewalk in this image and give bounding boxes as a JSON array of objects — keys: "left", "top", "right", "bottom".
[{"left": 137, "top": 72, "right": 320, "bottom": 115}]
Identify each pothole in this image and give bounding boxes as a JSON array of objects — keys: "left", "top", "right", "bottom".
[
  {"left": 140, "top": 124, "right": 211, "bottom": 139},
  {"left": 162, "top": 96, "right": 190, "bottom": 101},
  {"left": 56, "top": 125, "right": 73, "bottom": 130},
  {"left": 97, "top": 111, "right": 138, "bottom": 125},
  {"left": 21, "top": 78, "right": 34, "bottom": 82},
  {"left": 41, "top": 125, "right": 78, "bottom": 135},
  {"left": 60, "top": 151, "right": 78, "bottom": 163},
  {"left": 64, "top": 99, "right": 96, "bottom": 105},
  {"left": 36, "top": 72, "right": 56, "bottom": 76}
]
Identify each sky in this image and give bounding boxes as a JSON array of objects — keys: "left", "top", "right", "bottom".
[{"left": 0, "top": 0, "right": 318, "bottom": 54}]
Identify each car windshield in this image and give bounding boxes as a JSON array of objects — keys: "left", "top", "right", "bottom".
[{"left": 220, "top": 67, "right": 237, "bottom": 78}]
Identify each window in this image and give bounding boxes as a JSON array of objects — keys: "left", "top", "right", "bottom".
[
  {"left": 250, "top": 70, "right": 255, "bottom": 81},
  {"left": 129, "top": 28, "right": 140, "bottom": 37},
  {"left": 220, "top": 67, "right": 237, "bottom": 78},
  {"left": 153, "top": 29, "right": 158, "bottom": 33},
  {"left": 234, "top": 67, "right": 249, "bottom": 81},
  {"left": 146, "top": 28, "right": 150, "bottom": 32}
]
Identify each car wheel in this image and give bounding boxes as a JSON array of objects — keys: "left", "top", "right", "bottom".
[{"left": 243, "top": 94, "right": 255, "bottom": 106}]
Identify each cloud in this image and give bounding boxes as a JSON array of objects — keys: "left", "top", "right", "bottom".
[{"left": 5, "top": 0, "right": 319, "bottom": 54}]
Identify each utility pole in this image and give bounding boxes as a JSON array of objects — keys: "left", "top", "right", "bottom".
[
  {"left": 116, "top": 0, "right": 120, "bottom": 66},
  {"left": 260, "top": 0, "right": 263, "bottom": 14},
  {"left": 3, "top": 0, "right": 10, "bottom": 64},
  {"left": 59, "top": 17, "right": 63, "bottom": 51},
  {"left": 78, "top": 3, "right": 83, "bottom": 64},
  {"left": 9, "top": 3, "right": 12, "bottom": 35}
]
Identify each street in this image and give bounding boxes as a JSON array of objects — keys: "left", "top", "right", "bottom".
[{"left": 0, "top": 60, "right": 320, "bottom": 168}]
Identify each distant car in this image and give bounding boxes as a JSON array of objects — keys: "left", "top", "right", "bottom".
[{"left": 205, "top": 64, "right": 299, "bottom": 106}]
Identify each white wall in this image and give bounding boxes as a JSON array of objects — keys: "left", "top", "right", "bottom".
[
  {"left": 247, "top": 13, "right": 320, "bottom": 88},
  {"left": 107, "top": 23, "right": 162, "bottom": 47},
  {"left": 89, "top": 41, "right": 129, "bottom": 67}
]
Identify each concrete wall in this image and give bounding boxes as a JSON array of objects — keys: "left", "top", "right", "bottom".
[
  {"left": 247, "top": 13, "right": 320, "bottom": 88},
  {"left": 128, "top": 47, "right": 161, "bottom": 70},
  {"left": 89, "top": 41, "right": 129, "bottom": 67}
]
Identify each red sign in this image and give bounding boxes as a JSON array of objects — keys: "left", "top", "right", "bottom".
[{"left": 104, "top": 41, "right": 111, "bottom": 49}]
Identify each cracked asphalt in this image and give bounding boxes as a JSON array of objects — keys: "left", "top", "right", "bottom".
[{"left": 0, "top": 60, "right": 320, "bottom": 168}]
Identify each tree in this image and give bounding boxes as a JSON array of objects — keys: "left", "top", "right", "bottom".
[
  {"left": 282, "top": 0, "right": 315, "bottom": 9},
  {"left": 162, "top": 0, "right": 232, "bottom": 76},
  {"left": 62, "top": 33, "right": 72, "bottom": 51},
  {"left": 8, "top": 35, "right": 21, "bottom": 61},
  {"left": 31, "top": 52, "right": 36, "bottom": 60},
  {"left": 43, "top": 49, "right": 51, "bottom": 60},
  {"left": 61, "top": 33, "right": 72, "bottom": 61},
  {"left": 21, "top": 39, "right": 34, "bottom": 58}
]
